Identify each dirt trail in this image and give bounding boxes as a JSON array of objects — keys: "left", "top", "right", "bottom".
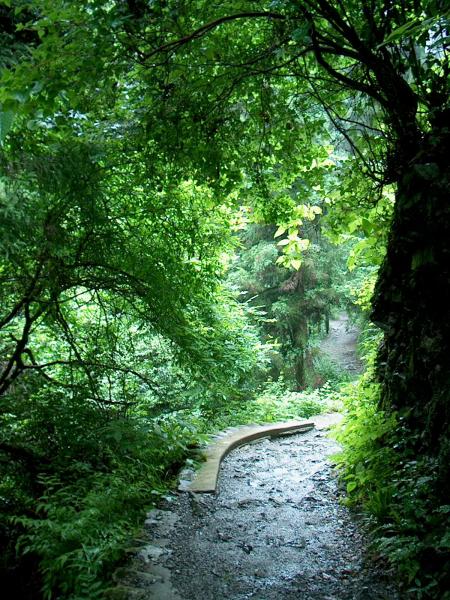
[
  {"left": 111, "top": 317, "right": 396, "bottom": 599},
  {"left": 115, "top": 416, "right": 399, "bottom": 599},
  {"left": 320, "top": 314, "right": 363, "bottom": 375}
]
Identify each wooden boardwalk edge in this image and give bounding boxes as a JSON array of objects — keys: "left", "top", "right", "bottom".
[{"left": 181, "top": 420, "right": 315, "bottom": 494}]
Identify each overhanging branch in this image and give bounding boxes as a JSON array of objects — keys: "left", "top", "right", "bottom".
[{"left": 142, "top": 12, "right": 286, "bottom": 60}]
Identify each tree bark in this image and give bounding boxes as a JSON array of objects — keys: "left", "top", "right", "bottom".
[{"left": 372, "top": 114, "right": 450, "bottom": 470}]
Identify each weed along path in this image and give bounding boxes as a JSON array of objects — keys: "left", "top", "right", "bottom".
[{"left": 110, "top": 414, "right": 400, "bottom": 599}]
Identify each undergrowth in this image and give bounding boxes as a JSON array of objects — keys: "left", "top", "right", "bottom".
[
  {"left": 3, "top": 413, "right": 205, "bottom": 600},
  {"left": 206, "top": 377, "right": 344, "bottom": 431},
  {"left": 334, "top": 338, "right": 450, "bottom": 599}
]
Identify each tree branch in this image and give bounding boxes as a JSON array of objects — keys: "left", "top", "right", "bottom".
[
  {"left": 142, "top": 12, "right": 286, "bottom": 60},
  {"left": 308, "top": 17, "right": 386, "bottom": 106},
  {"left": 22, "top": 358, "right": 160, "bottom": 392}
]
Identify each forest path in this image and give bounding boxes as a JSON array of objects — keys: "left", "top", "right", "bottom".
[
  {"left": 115, "top": 416, "right": 399, "bottom": 600},
  {"left": 320, "top": 313, "right": 363, "bottom": 375}
]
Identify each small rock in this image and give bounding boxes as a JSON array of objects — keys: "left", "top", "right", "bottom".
[
  {"left": 134, "top": 572, "right": 163, "bottom": 584},
  {"left": 178, "top": 480, "right": 192, "bottom": 491},
  {"left": 237, "top": 498, "right": 256, "bottom": 507},
  {"left": 137, "top": 544, "right": 168, "bottom": 563},
  {"left": 268, "top": 496, "right": 284, "bottom": 505}
]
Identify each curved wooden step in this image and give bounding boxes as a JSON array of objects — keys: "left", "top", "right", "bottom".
[{"left": 182, "top": 420, "right": 314, "bottom": 494}]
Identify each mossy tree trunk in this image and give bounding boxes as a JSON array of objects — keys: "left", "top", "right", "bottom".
[{"left": 372, "top": 114, "right": 450, "bottom": 487}]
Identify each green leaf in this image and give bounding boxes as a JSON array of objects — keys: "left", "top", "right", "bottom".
[
  {"left": 347, "top": 481, "right": 357, "bottom": 493},
  {"left": 291, "top": 25, "right": 310, "bottom": 43},
  {"left": 277, "top": 238, "right": 290, "bottom": 246},
  {"left": 274, "top": 225, "right": 287, "bottom": 237},
  {"left": 0, "top": 110, "right": 14, "bottom": 144},
  {"left": 378, "top": 11, "right": 450, "bottom": 47}
]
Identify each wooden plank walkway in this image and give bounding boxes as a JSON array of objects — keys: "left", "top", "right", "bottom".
[{"left": 182, "top": 420, "right": 315, "bottom": 494}]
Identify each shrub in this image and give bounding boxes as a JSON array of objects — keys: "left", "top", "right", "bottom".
[
  {"left": 10, "top": 414, "right": 203, "bottom": 600},
  {"left": 208, "top": 378, "right": 327, "bottom": 430},
  {"left": 334, "top": 360, "right": 450, "bottom": 597}
]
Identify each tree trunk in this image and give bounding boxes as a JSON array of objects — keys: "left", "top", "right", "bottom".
[
  {"left": 294, "top": 349, "right": 305, "bottom": 390},
  {"left": 371, "top": 118, "right": 450, "bottom": 473}
]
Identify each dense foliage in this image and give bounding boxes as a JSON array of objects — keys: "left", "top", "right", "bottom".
[
  {"left": 0, "top": 0, "right": 449, "bottom": 598},
  {"left": 336, "top": 327, "right": 450, "bottom": 598},
  {"left": 228, "top": 221, "right": 350, "bottom": 389}
]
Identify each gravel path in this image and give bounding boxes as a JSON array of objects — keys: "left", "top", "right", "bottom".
[
  {"left": 115, "top": 418, "right": 400, "bottom": 600},
  {"left": 320, "top": 314, "right": 363, "bottom": 375},
  {"left": 111, "top": 316, "right": 398, "bottom": 599}
]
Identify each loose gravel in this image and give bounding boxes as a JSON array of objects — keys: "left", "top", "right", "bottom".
[
  {"left": 112, "top": 317, "right": 399, "bottom": 599},
  {"left": 162, "top": 420, "right": 399, "bottom": 600}
]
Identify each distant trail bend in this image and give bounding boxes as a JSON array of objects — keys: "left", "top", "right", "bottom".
[{"left": 320, "top": 313, "right": 363, "bottom": 375}]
